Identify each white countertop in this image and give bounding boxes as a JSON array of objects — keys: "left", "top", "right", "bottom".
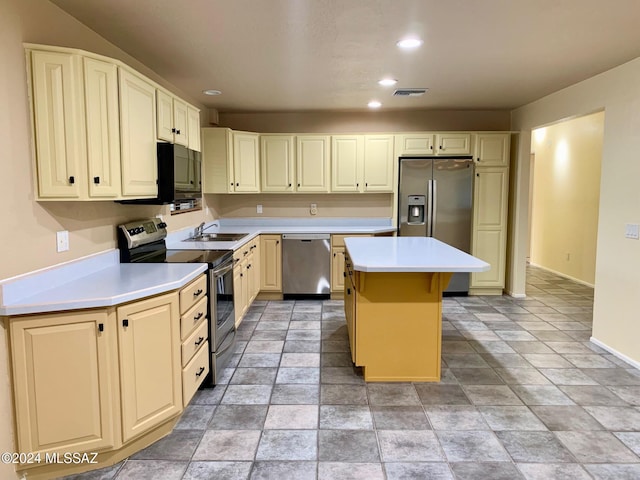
[
  {"left": 0, "top": 259, "right": 207, "bottom": 316},
  {"left": 165, "top": 218, "right": 395, "bottom": 251},
  {"left": 344, "top": 237, "right": 491, "bottom": 273}
]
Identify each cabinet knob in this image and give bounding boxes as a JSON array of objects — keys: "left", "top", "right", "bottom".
[
  {"left": 430, "top": 145, "right": 433, "bottom": 150},
  {"left": 93, "top": 176, "right": 100, "bottom": 184},
  {"left": 333, "top": 252, "right": 336, "bottom": 257},
  {"left": 297, "top": 183, "right": 301, "bottom": 187},
  {"left": 176, "top": 129, "right": 181, "bottom": 135},
  {"left": 98, "top": 323, "right": 104, "bottom": 332},
  {"left": 171, "top": 128, "right": 176, "bottom": 133},
  {"left": 356, "top": 183, "right": 359, "bottom": 187},
  {"left": 230, "top": 182, "right": 233, "bottom": 186},
  {"left": 439, "top": 145, "right": 443, "bottom": 150},
  {"left": 240, "top": 272, "right": 243, "bottom": 277},
  {"left": 347, "top": 288, "right": 351, "bottom": 295},
  {"left": 477, "top": 158, "right": 480, "bottom": 162},
  {"left": 69, "top": 176, "right": 75, "bottom": 184},
  {"left": 476, "top": 173, "right": 480, "bottom": 177},
  {"left": 276, "top": 240, "right": 280, "bottom": 245},
  {"left": 288, "top": 183, "right": 292, "bottom": 187},
  {"left": 122, "top": 319, "right": 129, "bottom": 327},
  {"left": 343, "top": 272, "right": 346, "bottom": 277},
  {"left": 236, "top": 183, "right": 239, "bottom": 187}
]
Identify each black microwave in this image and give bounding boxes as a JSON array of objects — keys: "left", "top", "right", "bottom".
[{"left": 119, "top": 143, "right": 202, "bottom": 205}]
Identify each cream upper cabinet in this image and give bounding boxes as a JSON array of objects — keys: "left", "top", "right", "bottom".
[
  {"left": 84, "top": 57, "right": 121, "bottom": 198},
  {"left": 296, "top": 135, "right": 330, "bottom": 192},
  {"left": 331, "top": 135, "right": 363, "bottom": 192},
  {"left": 187, "top": 106, "right": 201, "bottom": 152},
  {"left": 233, "top": 132, "right": 261, "bottom": 192},
  {"left": 470, "top": 167, "right": 509, "bottom": 291},
  {"left": 261, "top": 135, "right": 295, "bottom": 192},
  {"left": 117, "top": 292, "right": 182, "bottom": 443},
  {"left": 363, "top": 135, "right": 394, "bottom": 192},
  {"left": 29, "top": 49, "right": 84, "bottom": 199},
  {"left": 475, "top": 133, "right": 510, "bottom": 166},
  {"left": 436, "top": 133, "right": 472, "bottom": 155},
  {"left": 156, "top": 89, "right": 189, "bottom": 147},
  {"left": 396, "top": 134, "right": 435, "bottom": 155},
  {"left": 118, "top": 67, "right": 158, "bottom": 197},
  {"left": 9, "top": 310, "right": 120, "bottom": 458}
]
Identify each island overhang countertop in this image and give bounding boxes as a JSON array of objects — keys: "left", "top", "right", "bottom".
[{"left": 344, "top": 237, "right": 491, "bottom": 273}]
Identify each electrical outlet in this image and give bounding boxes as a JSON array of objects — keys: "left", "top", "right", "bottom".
[
  {"left": 257, "top": 204, "right": 263, "bottom": 214},
  {"left": 625, "top": 223, "right": 639, "bottom": 240},
  {"left": 310, "top": 203, "right": 317, "bottom": 215},
  {"left": 56, "top": 230, "right": 69, "bottom": 252}
]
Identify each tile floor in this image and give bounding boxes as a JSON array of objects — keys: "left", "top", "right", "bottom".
[{"left": 66, "top": 266, "right": 640, "bottom": 479}]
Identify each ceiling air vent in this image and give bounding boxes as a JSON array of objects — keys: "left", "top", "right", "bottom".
[{"left": 393, "top": 88, "right": 428, "bottom": 97}]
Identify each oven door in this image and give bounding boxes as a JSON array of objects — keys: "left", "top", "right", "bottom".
[{"left": 209, "top": 258, "right": 235, "bottom": 350}]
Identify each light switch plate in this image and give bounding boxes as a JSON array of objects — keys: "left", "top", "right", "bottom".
[
  {"left": 625, "top": 223, "right": 639, "bottom": 239},
  {"left": 56, "top": 230, "right": 69, "bottom": 252},
  {"left": 257, "top": 204, "right": 263, "bottom": 214}
]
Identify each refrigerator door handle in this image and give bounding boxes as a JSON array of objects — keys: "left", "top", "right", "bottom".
[
  {"left": 432, "top": 179, "right": 437, "bottom": 237},
  {"left": 426, "top": 179, "right": 433, "bottom": 236}
]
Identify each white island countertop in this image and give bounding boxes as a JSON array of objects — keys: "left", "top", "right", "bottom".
[
  {"left": 344, "top": 237, "right": 491, "bottom": 273},
  {"left": 0, "top": 261, "right": 207, "bottom": 316}
]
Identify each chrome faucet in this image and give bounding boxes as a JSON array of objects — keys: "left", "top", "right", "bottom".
[{"left": 193, "top": 222, "right": 219, "bottom": 237}]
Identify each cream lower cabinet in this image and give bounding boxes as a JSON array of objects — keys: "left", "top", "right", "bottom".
[
  {"left": 116, "top": 292, "right": 182, "bottom": 442},
  {"left": 9, "top": 310, "right": 120, "bottom": 458},
  {"left": 234, "top": 238, "right": 261, "bottom": 326},
  {"left": 331, "top": 246, "right": 346, "bottom": 292},
  {"left": 260, "top": 235, "right": 282, "bottom": 292},
  {"left": 470, "top": 167, "right": 509, "bottom": 294}
]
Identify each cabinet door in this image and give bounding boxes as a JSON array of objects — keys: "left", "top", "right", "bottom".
[
  {"left": 117, "top": 292, "right": 182, "bottom": 442},
  {"left": 156, "top": 89, "right": 174, "bottom": 143},
  {"left": 119, "top": 68, "right": 158, "bottom": 197},
  {"left": 331, "top": 246, "right": 346, "bottom": 292},
  {"left": 344, "top": 265, "right": 356, "bottom": 363},
  {"left": 241, "top": 257, "right": 250, "bottom": 317},
  {"left": 296, "top": 135, "right": 330, "bottom": 192},
  {"left": 396, "top": 134, "right": 435, "bottom": 155},
  {"left": 471, "top": 167, "right": 509, "bottom": 289},
  {"left": 436, "top": 133, "right": 471, "bottom": 155},
  {"left": 363, "top": 135, "right": 394, "bottom": 192},
  {"left": 202, "top": 127, "right": 233, "bottom": 193},
  {"left": 173, "top": 98, "right": 189, "bottom": 147},
  {"left": 233, "top": 132, "right": 260, "bottom": 192},
  {"left": 187, "top": 106, "right": 201, "bottom": 152},
  {"left": 84, "top": 57, "right": 121, "bottom": 198},
  {"left": 261, "top": 135, "right": 295, "bottom": 192},
  {"left": 251, "top": 240, "right": 261, "bottom": 299},
  {"left": 10, "top": 310, "right": 119, "bottom": 457},
  {"left": 233, "top": 261, "right": 244, "bottom": 327},
  {"left": 331, "top": 135, "right": 363, "bottom": 192},
  {"left": 475, "top": 133, "right": 510, "bottom": 166},
  {"left": 260, "top": 235, "right": 282, "bottom": 291},
  {"left": 30, "top": 50, "right": 84, "bottom": 198}
]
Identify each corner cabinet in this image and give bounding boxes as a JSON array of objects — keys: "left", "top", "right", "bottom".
[
  {"left": 116, "top": 292, "right": 182, "bottom": 443},
  {"left": 470, "top": 133, "right": 510, "bottom": 295},
  {"left": 118, "top": 67, "right": 158, "bottom": 197}
]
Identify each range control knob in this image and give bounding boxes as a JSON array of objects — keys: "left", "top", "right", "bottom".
[
  {"left": 128, "top": 229, "right": 136, "bottom": 235},
  {"left": 158, "top": 222, "right": 167, "bottom": 229}
]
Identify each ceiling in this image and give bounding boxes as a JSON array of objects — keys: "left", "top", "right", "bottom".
[{"left": 50, "top": 0, "right": 640, "bottom": 113}]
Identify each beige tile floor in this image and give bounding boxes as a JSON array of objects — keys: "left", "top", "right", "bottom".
[{"left": 65, "top": 266, "right": 640, "bottom": 480}]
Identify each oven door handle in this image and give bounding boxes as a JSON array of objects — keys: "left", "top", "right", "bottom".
[{"left": 212, "top": 261, "right": 234, "bottom": 277}]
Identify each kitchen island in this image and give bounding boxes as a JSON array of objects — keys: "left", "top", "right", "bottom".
[{"left": 344, "top": 237, "right": 490, "bottom": 382}]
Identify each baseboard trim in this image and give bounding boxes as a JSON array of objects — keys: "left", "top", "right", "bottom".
[
  {"left": 590, "top": 336, "right": 640, "bottom": 370},
  {"left": 529, "top": 262, "right": 595, "bottom": 288},
  {"left": 507, "top": 291, "right": 527, "bottom": 299}
]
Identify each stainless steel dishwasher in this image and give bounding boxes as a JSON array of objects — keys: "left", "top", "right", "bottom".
[{"left": 282, "top": 233, "right": 331, "bottom": 298}]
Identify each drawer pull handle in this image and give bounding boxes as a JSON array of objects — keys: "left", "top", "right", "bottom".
[
  {"left": 193, "top": 289, "right": 203, "bottom": 297},
  {"left": 196, "top": 366, "right": 205, "bottom": 377},
  {"left": 194, "top": 312, "right": 204, "bottom": 321},
  {"left": 194, "top": 336, "right": 204, "bottom": 346}
]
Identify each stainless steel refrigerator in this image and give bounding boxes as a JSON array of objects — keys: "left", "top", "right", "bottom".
[{"left": 398, "top": 156, "right": 474, "bottom": 294}]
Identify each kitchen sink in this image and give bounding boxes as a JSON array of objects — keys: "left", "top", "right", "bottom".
[{"left": 183, "top": 233, "right": 248, "bottom": 242}]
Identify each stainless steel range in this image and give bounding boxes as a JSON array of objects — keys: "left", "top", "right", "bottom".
[{"left": 118, "top": 217, "right": 235, "bottom": 386}]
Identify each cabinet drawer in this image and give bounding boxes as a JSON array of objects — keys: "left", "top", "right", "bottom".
[
  {"left": 181, "top": 296, "right": 207, "bottom": 339},
  {"left": 179, "top": 275, "right": 207, "bottom": 314},
  {"left": 182, "top": 340, "right": 209, "bottom": 407},
  {"left": 331, "top": 234, "right": 371, "bottom": 247},
  {"left": 182, "top": 319, "right": 208, "bottom": 367}
]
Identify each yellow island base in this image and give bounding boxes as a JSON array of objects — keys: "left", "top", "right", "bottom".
[{"left": 345, "top": 268, "right": 452, "bottom": 382}]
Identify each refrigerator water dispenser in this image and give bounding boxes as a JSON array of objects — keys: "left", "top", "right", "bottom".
[{"left": 407, "top": 195, "right": 425, "bottom": 224}]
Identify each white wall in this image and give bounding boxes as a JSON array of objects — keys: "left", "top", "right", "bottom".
[
  {"left": 529, "top": 112, "right": 604, "bottom": 285},
  {"left": 510, "top": 57, "right": 640, "bottom": 364}
]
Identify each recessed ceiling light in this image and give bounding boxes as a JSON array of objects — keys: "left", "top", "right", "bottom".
[
  {"left": 368, "top": 100, "right": 382, "bottom": 109},
  {"left": 202, "top": 89, "right": 222, "bottom": 96},
  {"left": 378, "top": 78, "right": 398, "bottom": 87},
  {"left": 396, "top": 38, "right": 423, "bottom": 49}
]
